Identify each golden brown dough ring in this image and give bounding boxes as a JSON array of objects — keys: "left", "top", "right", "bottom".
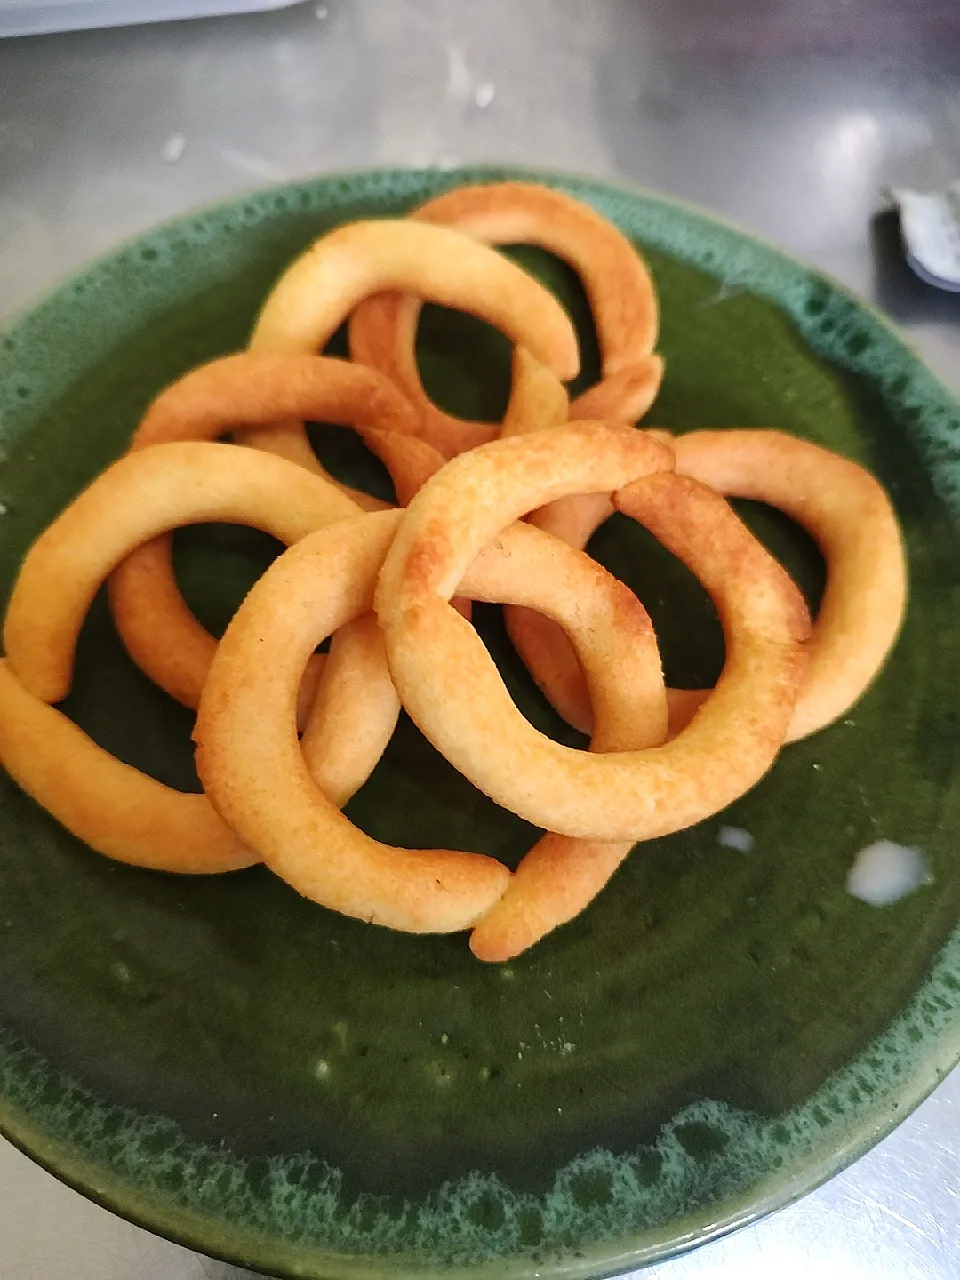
[
  {"left": 195, "top": 509, "right": 493, "bottom": 933},
  {"left": 349, "top": 182, "right": 662, "bottom": 457},
  {"left": 194, "top": 505, "right": 667, "bottom": 934},
  {"left": 512, "top": 429, "right": 907, "bottom": 743},
  {"left": 501, "top": 352, "right": 671, "bottom": 733},
  {"left": 472, "top": 380, "right": 656, "bottom": 958},
  {"left": 235, "top": 217, "right": 580, "bottom": 464},
  {"left": 376, "top": 426, "right": 811, "bottom": 841},
  {"left": 667, "top": 429, "right": 908, "bottom": 740},
  {"left": 107, "top": 353, "right": 438, "bottom": 712},
  {"left": 499, "top": 347, "right": 570, "bottom": 439},
  {"left": 0, "top": 660, "right": 253, "bottom": 874},
  {"left": 4, "top": 442, "right": 360, "bottom": 704},
  {"left": 468, "top": 445, "right": 668, "bottom": 958},
  {"left": 127, "top": 348, "right": 425, "bottom": 505},
  {"left": 499, "top": 349, "right": 611, "bottom": 733},
  {"left": 376, "top": 423, "right": 674, "bottom": 625},
  {"left": 299, "top": 611, "right": 400, "bottom": 809}
]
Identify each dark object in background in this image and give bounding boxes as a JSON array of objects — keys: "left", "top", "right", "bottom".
[{"left": 871, "top": 208, "right": 960, "bottom": 323}]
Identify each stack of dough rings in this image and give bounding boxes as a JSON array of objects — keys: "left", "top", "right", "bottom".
[{"left": 0, "top": 180, "right": 908, "bottom": 961}]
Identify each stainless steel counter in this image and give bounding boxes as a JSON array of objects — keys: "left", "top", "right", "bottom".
[{"left": 0, "top": 1, "right": 958, "bottom": 1275}]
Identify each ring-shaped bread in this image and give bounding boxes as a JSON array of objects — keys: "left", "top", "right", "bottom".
[
  {"left": 511, "top": 429, "right": 906, "bottom": 743},
  {"left": 0, "top": 438, "right": 424, "bottom": 870},
  {"left": 666, "top": 429, "right": 908, "bottom": 740},
  {"left": 126, "top": 349, "right": 426, "bottom": 503},
  {"left": 4, "top": 441, "right": 361, "bottom": 704},
  {"left": 0, "top": 660, "right": 254, "bottom": 874},
  {"left": 194, "top": 505, "right": 667, "bottom": 934},
  {"left": 107, "top": 353, "right": 440, "bottom": 712},
  {"left": 348, "top": 182, "right": 662, "bottom": 457},
  {"left": 0, "top": 439, "right": 389, "bottom": 873},
  {"left": 375, "top": 425, "right": 810, "bottom": 841},
  {"left": 470, "top": 399, "right": 668, "bottom": 959},
  {"left": 233, "top": 218, "right": 580, "bottom": 464}
]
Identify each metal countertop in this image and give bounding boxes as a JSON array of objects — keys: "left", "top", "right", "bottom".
[{"left": 0, "top": 1, "right": 958, "bottom": 1275}]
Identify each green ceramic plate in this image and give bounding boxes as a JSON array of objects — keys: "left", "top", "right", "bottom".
[{"left": 1, "top": 167, "right": 959, "bottom": 1278}]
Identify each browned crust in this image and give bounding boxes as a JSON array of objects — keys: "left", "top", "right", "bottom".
[
  {"left": 246, "top": 216, "right": 581, "bottom": 462},
  {"left": 671, "top": 429, "right": 907, "bottom": 740},
  {"left": 377, "top": 435, "right": 809, "bottom": 842},
  {"left": 107, "top": 354, "right": 444, "bottom": 711},
  {"left": 196, "top": 499, "right": 669, "bottom": 935},
  {"left": 0, "top": 659, "right": 254, "bottom": 874},
  {"left": 3, "top": 441, "right": 360, "bottom": 705},
  {"left": 349, "top": 182, "right": 662, "bottom": 457},
  {"left": 511, "top": 428, "right": 907, "bottom": 744}
]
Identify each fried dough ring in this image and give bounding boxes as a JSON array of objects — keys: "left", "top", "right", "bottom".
[
  {"left": 127, "top": 348, "right": 426, "bottom": 503},
  {"left": 0, "top": 440, "right": 405, "bottom": 868},
  {"left": 498, "top": 349, "right": 610, "bottom": 734},
  {"left": 376, "top": 423, "right": 675, "bottom": 625},
  {"left": 4, "top": 442, "right": 361, "bottom": 705},
  {"left": 349, "top": 182, "right": 662, "bottom": 457},
  {"left": 376, "top": 425, "right": 811, "bottom": 841},
  {"left": 665, "top": 429, "right": 908, "bottom": 740},
  {"left": 499, "top": 353, "right": 675, "bottom": 733},
  {"left": 194, "top": 505, "right": 667, "bottom": 934},
  {"left": 470, "top": 392, "right": 668, "bottom": 958},
  {"left": 107, "top": 353, "right": 438, "bottom": 713},
  {"left": 470, "top": 356, "right": 649, "bottom": 958},
  {"left": 0, "top": 660, "right": 253, "bottom": 874},
  {"left": 234, "top": 218, "right": 580, "bottom": 465},
  {"left": 499, "top": 346, "right": 570, "bottom": 439},
  {"left": 469, "top": 830, "right": 639, "bottom": 963},
  {"left": 512, "top": 429, "right": 906, "bottom": 743}
]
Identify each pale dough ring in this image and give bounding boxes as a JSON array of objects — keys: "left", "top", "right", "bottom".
[
  {"left": 194, "top": 505, "right": 667, "bottom": 934},
  {"left": 349, "top": 181, "right": 662, "bottom": 457},
  {"left": 376, "top": 426, "right": 810, "bottom": 841}
]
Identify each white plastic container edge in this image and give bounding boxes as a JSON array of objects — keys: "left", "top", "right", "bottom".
[{"left": 0, "top": 0, "right": 299, "bottom": 38}]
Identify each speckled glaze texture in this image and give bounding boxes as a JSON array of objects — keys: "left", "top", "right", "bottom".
[{"left": 0, "top": 167, "right": 958, "bottom": 1279}]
